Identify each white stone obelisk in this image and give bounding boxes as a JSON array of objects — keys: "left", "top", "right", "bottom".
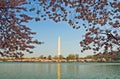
[{"left": 58, "top": 36, "right": 60, "bottom": 59}]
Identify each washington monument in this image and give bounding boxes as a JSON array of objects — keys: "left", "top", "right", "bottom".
[{"left": 58, "top": 36, "right": 60, "bottom": 59}]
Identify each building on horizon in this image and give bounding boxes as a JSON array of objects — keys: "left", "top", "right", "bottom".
[{"left": 58, "top": 36, "right": 60, "bottom": 60}]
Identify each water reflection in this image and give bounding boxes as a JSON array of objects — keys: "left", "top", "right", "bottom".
[
  {"left": 0, "top": 63, "right": 119, "bottom": 79},
  {"left": 57, "top": 63, "right": 61, "bottom": 79}
]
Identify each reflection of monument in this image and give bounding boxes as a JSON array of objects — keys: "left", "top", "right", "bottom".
[
  {"left": 57, "top": 63, "right": 61, "bottom": 79},
  {"left": 58, "top": 36, "right": 60, "bottom": 59}
]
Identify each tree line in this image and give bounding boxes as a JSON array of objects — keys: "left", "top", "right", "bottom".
[{"left": 36, "top": 54, "right": 79, "bottom": 61}]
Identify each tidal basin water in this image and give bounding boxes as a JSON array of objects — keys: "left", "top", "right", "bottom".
[{"left": 0, "top": 62, "right": 120, "bottom": 79}]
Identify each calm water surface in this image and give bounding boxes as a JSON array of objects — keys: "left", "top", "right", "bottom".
[{"left": 0, "top": 62, "right": 120, "bottom": 79}]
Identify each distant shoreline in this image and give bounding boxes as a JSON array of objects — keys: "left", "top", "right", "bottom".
[
  {"left": 0, "top": 56, "right": 120, "bottom": 63},
  {"left": 0, "top": 61, "right": 120, "bottom": 63}
]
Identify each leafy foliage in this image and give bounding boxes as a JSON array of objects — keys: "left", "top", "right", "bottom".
[
  {"left": 0, "top": 0, "right": 42, "bottom": 58},
  {"left": 27, "top": 0, "right": 119, "bottom": 54},
  {"left": 0, "top": 0, "right": 120, "bottom": 57},
  {"left": 67, "top": 54, "right": 76, "bottom": 60}
]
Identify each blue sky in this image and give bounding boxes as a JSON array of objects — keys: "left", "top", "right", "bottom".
[
  {"left": 21, "top": 0, "right": 120, "bottom": 58},
  {"left": 24, "top": 20, "right": 94, "bottom": 57}
]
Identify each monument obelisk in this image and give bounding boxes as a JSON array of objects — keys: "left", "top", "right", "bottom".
[{"left": 58, "top": 36, "right": 60, "bottom": 59}]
